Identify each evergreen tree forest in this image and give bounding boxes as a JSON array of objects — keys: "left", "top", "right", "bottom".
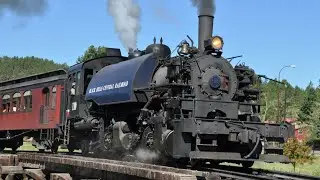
[
  {"left": 0, "top": 56, "right": 68, "bottom": 81},
  {"left": 1, "top": 45, "right": 320, "bottom": 143}
]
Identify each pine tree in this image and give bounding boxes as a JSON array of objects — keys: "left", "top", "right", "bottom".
[{"left": 297, "top": 82, "right": 316, "bottom": 123}]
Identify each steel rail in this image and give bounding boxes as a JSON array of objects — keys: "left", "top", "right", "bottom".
[{"left": 11, "top": 152, "right": 320, "bottom": 180}]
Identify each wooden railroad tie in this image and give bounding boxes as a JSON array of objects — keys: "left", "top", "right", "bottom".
[{"left": 0, "top": 166, "right": 72, "bottom": 180}]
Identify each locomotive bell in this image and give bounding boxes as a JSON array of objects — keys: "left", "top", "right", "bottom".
[{"left": 179, "top": 41, "right": 190, "bottom": 55}]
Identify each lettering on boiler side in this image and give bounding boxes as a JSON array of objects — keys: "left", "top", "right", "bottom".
[{"left": 88, "top": 81, "right": 129, "bottom": 94}]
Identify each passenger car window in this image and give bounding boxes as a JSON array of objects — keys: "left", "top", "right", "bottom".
[
  {"left": 52, "top": 86, "right": 57, "bottom": 108},
  {"left": 2, "top": 94, "right": 10, "bottom": 113},
  {"left": 23, "top": 90, "right": 32, "bottom": 111},
  {"left": 12, "top": 92, "right": 21, "bottom": 112}
]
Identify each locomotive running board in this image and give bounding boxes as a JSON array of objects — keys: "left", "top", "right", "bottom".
[{"left": 189, "top": 151, "right": 291, "bottom": 163}]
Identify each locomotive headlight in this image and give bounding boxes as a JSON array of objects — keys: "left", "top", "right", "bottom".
[{"left": 211, "top": 36, "right": 224, "bottom": 50}]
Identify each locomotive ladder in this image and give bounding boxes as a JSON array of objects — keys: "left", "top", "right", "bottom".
[
  {"left": 63, "top": 118, "right": 70, "bottom": 145},
  {"left": 39, "top": 129, "right": 55, "bottom": 141}
]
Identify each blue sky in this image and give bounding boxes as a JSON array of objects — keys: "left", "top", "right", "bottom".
[{"left": 0, "top": 0, "right": 319, "bottom": 89}]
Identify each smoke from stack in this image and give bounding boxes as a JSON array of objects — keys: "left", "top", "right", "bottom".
[
  {"left": 0, "top": 0, "right": 48, "bottom": 18},
  {"left": 148, "top": 0, "right": 180, "bottom": 27},
  {"left": 190, "top": 0, "right": 216, "bottom": 52},
  {"left": 190, "top": 0, "right": 216, "bottom": 16},
  {"left": 107, "top": 0, "right": 141, "bottom": 51}
]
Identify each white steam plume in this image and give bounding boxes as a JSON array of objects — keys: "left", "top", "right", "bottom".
[
  {"left": 135, "top": 148, "right": 159, "bottom": 163},
  {"left": 107, "top": 0, "right": 141, "bottom": 51}
]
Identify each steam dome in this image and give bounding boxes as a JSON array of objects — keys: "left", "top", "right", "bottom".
[{"left": 145, "top": 37, "right": 171, "bottom": 59}]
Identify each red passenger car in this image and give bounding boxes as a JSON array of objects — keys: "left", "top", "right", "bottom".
[{"left": 0, "top": 70, "right": 67, "bottom": 151}]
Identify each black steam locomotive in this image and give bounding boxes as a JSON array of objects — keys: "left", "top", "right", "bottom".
[{"left": 59, "top": 13, "right": 295, "bottom": 168}]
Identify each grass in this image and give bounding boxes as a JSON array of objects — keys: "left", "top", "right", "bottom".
[
  {"left": 220, "top": 155, "right": 320, "bottom": 177},
  {"left": 253, "top": 156, "right": 320, "bottom": 176},
  {"left": 4, "top": 142, "right": 78, "bottom": 153},
  {"left": 6, "top": 142, "right": 320, "bottom": 177}
]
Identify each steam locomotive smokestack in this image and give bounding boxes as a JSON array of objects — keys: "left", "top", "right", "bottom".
[
  {"left": 191, "top": 0, "right": 216, "bottom": 52},
  {"left": 198, "top": 14, "right": 213, "bottom": 53}
]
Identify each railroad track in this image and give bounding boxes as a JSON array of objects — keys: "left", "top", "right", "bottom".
[
  {"left": 0, "top": 165, "right": 72, "bottom": 180},
  {"left": 1, "top": 151, "right": 319, "bottom": 180},
  {"left": 202, "top": 167, "right": 320, "bottom": 180},
  {"left": 206, "top": 164, "right": 320, "bottom": 180}
]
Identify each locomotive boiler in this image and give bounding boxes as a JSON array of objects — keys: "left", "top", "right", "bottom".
[{"left": 80, "top": 11, "right": 295, "bottom": 168}]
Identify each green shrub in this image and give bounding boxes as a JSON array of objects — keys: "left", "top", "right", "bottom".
[{"left": 284, "top": 138, "right": 315, "bottom": 172}]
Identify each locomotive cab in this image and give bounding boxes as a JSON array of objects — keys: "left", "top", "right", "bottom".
[
  {"left": 61, "top": 48, "right": 126, "bottom": 152},
  {"left": 64, "top": 48, "right": 125, "bottom": 119}
]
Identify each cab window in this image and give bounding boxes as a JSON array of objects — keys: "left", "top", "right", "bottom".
[{"left": 83, "top": 69, "right": 93, "bottom": 94}]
